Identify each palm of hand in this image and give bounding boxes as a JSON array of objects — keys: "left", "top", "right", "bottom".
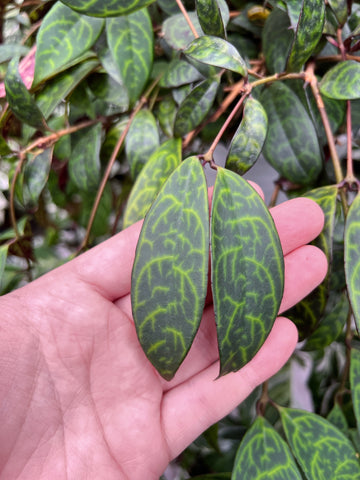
[{"left": 0, "top": 195, "right": 327, "bottom": 480}]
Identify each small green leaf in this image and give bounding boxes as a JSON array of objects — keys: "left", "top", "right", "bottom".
[
  {"left": 328, "top": 0, "right": 348, "bottom": 26},
  {"left": 174, "top": 77, "right": 219, "bottom": 137},
  {"left": 285, "top": 0, "right": 303, "bottom": 28},
  {"left": 232, "top": 416, "right": 302, "bottom": 480},
  {"left": 5, "top": 58, "right": 45, "bottom": 129},
  {"left": 350, "top": 349, "right": 360, "bottom": 438},
  {"left": 123, "top": 138, "right": 182, "bottom": 228},
  {"left": 131, "top": 157, "right": 209, "bottom": 380},
  {"left": 68, "top": 123, "right": 102, "bottom": 191},
  {"left": 87, "top": 72, "right": 129, "bottom": 109},
  {"left": 261, "top": 81, "right": 322, "bottom": 185},
  {"left": 286, "top": 0, "right": 325, "bottom": 72},
  {"left": 156, "top": 97, "right": 177, "bottom": 137},
  {"left": 33, "top": 2, "right": 104, "bottom": 86},
  {"left": 23, "top": 148, "right": 53, "bottom": 207},
  {"left": 0, "top": 245, "right": 9, "bottom": 291},
  {"left": 327, "top": 403, "right": 349, "bottom": 437},
  {"left": 225, "top": 97, "right": 268, "bottom": 175},
  {"left": 60, "top": 0, "right": 156, "bottom": 16},
  {"left": 280, "top": 407, "right": 360, "bottom": 479},
  {"left": 159, "top": 59, "right": 203, "bottom": 88},
  {"left": 196, "top": 0, "right": 226, "bottom": 38},
  {"left": 211, "top": 168, "right": 284, "bottom": 376},
  {"left": 320, "top": 61, "right": 360, "bottom": 100},
  {"left": 345, "top": 192, "right": 360, "bottom": 331},
  {"left": 262, "top": 8, "right": 293, "bottom": 74},
  {"left": 162, "top": 12, "right": 202, "bottom": 50},
  {"left": 106, "top": 8, "right": 153, "bottom": 106},
  {"left": 184, "top": 36, "right": 247, "bottom": 76},
  {"left": 125, "top": 109, "right": 160, "bottom": 178}
]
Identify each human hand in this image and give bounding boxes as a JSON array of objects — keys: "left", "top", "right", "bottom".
[{"left": 0, "top": 189, "right": 327, "bottom": 479}]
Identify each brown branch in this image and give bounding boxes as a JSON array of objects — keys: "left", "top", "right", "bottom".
[{"left": 175, "top": 0, "right": 199, "bottom": 38}]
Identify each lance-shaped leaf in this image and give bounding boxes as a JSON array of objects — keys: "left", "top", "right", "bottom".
[
  {"left": 5, "top": 58, "right": 45, "bottom": 129},
  {"left": 131, "top": 157, "right": 209, "bottom": 380},
  {"left": 279, "top": 407, "right": 360, "bottom": 479},
  {"left": 123, "top": 138, "right": 182, "bottom": 228},
  {"left": 157, "top": 97, "right": 177, "bottom": 137},
  {"left": 328, "top": 0, "right": 348, "bottom": 26},
  {"left": 159, "top": 59, "right": 203, "bottom": 88},
  {"left": 184, "top": 36, "right": 247, "bottom": 76},
  {"left": 345, "top": 192, "right": 360, "bottom": 331},
  {"left": 0, "top": 245, "right": 9, "bottom": 291},
  {"left": 196, "top": 0, "right": 226, "bottom": 38},
  {"left": 262, "top": 8, "right": 293, "bottom": 74},
  {"left": 174, "top": 77, "right": 219, "bottom": 137},
  {"left": 320, "top": 61, "right": 360, "bottom": 100},
  {"left": 68, "top": 123, "right": 102, "bottom": 191},
  {"left": 60, "top": 0, "right": 156, "bottom": 16},
  {"left": 225, "top": 97, "right": 268, "bottom": 175},
  {"left": 327, "top": 403, "right": 349, "bottom": 437},
  {"left": 33, "top": 2, "right": 103, "bottom": 86},
  {"left": 162, "top": 12, "right": 202, "bottom": 50},
  {"left": 261, "top": 81, "right": 322, "bottom": 185},
  {"left": 232, "top": 416, "right": 302, "bottom": 480},
  {"left": 351, "top": 348, "right": 360, "bottom": 438},
  {"left": 211, "top": 168, "right": 284, "bottom": 376},
  {"left": 23, "top": 148, "right": 53, "bottom": 207},
  {"left": 125, "top": 109, "right": 160, "bottom": 178},
  {"left": 285, "top": 0, "right": 303, "bottom": 28},
  {"left": 286, "top": 0, "right": 325, "bottom": 72},
  {"left": 107, "top": 8, "right": 153, "bottom": 106}
]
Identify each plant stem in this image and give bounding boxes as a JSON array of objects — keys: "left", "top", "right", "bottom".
[
  {"left": 345, "top": 100, "right": 357, "bottom": 185},
  {"left": 250, "top": 71, "right": 305, "bottom": 89},
  {"left": 256, "top": 380, "right": 269, "bottom": 416},
  {"left": 175, "top": 0, "right": 199, "bottom": 38}
]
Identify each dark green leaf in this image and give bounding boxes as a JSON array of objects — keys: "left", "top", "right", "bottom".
[
  {"left": 123, "top": 138, "right": 182, "bottom": 228},
  {"left": 196, "top": 0, "right": 226, "bottom": 38},
  {"left": 5, "top": 58, "right": 45, "bottom": 129},
  {"left": 225, "top": 97, "right": 268, "bottom": 175},
  {"left": 345, "top": 192, "right": 360, "bottom": 331},
  {"left": 23, "top": 148, "right": 53, "bottom": 207},
  {"left": 211, "top": 168, "right": 284, "bottom": 376},
  {"left": 174, "top": 77, "right": 219, "bottom": 137},
  {"left": 79, "top": 183, "right": 112, "bottom": 237},
  {"left": 285, "top": 0, "right": 303, "bottom": 28},
  {"left": 261, "top": 81, "right": 322, "bottom": 185},
  {"left": 60, "top": 0, "right": 156, "bottom": 16},
  {"left": 0, "top": 245, "right": 9, "bottom": 291},
  {"left": 286, "top": 0, "right": 325, "bottom": 72},
  {"left": 350, "top": 349, "right": 360, "bottom": 438},
  {"left": 125, "top": 109, "right": 160, "bottom": 178},
  {"left": 68, "top": 123, "right": 102, "bottom": 190},
  {"left": 87, "top": 72, "right": 129, "bottom": 109},
  {"left": 101, "top": 117, "right": 128, "bottom": 162},
  {"left": 327, "top": 403, "right": 349, "bottom": 437},
  {"left": 159, "top": 59, "right": 203, "bottom": 88},
  {"left": 156, "top": 97, "right": 177, "bottom": 137},
  {"left": 320, "top": 61, "right": 360, "bottom": 100},
  {"left": 280, "top": 407, "right": 360, "bottom": 479},
  {"left": 232, "top": 416, "right": 302, "bottom": 480},
  {"left": 328, "top": 0, "right": 348, "bottom": 26},
  {"left": 162, "top": 13, "right": 202, "bottom": 50},
  {"left": 33, "top": 2, "right": 103, "bottom": 86},
  {"left": 106, "top": 8, "right": 153, "bottom": 106},
  {"left": 262, "top": 8, "right": 293, "bottom": 74},
  {"left": 131, "top": 157, "right": 209, "bottom": 380},
  {"left": 184, "top": 36, "right": 247, "bottom": 76}
]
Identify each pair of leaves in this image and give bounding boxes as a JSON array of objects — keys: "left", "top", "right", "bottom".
[{"left": 131, "top": 158, "right": 284, "bottom": 380}]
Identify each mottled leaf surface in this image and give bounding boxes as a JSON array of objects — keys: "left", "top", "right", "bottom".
[
  {"left": 211, "top": 168, "right": 284, "bottom": 376},
  {"left": 131, "top": 157, "right": 209, "bottom": 380},
  {"left": 196, "top": 0, "right": 226, "bottom": 38},
  {"left": 184, "top": 36, "right": 247, "bottom": 76},
  {"left": 280, "top": 407, "right": 360, "bottom": 479},
  {"left": 107, "top": 8, "right": 153, "bottom": 105},
  {"left": 320, "top": 61, "right": 360, "bottom": 100},
  {"left": 351, "top": 349, "right": 360, "bottom": 439},
  {"left": 345, "top": 193, "right": 360, "bottom": 332},
  {"left": 60, "top": 0, "right": 156, "bottom": 16},
  {"left": 0, "top": 245, "right": 9, "bottom": 291},
  {"left": 125, "top": 109, "right": 160, "bottom": 178},
  {"left": 123, "top": 138, "right": 182, "bottom": 228},
  {"left": 328, "top": 0, "right": 348, "bottom": 25},
  {"left": 157, "top": 97, "right": 177, "bottom": 137},
  {"left": 23, "top": 148, "right": 53, "bottom": 207},
  {"left": 162, "top": 12, "right": 202, "bottom": 50},
  {"left": 5, "top": 58, "right": 45, "bottom": 129},
  {"left": 226, "top": 97, "right": 268, "bottom": 175},
  {"left": 159, "top": 59, "right": 203, "bottom": 88},
  {"left": 174, "top": 77, "right": 219, "bottom": 137},
  {"left": 261, "top": 81, "right": 322, "bottom": 185},
  {"left": 262, "top": 8, "right": 293, "bottom": 74},
  {"left": 327, "top": 403, "right": 349, "bottom": 437},
  {"left": 286, "top": 0, "right": 325, "bottom": 72},
  {"left": 33, "top": 2, "right": 103, "bottom": 86},
  {"left": 232, "top": 416, "right": 302, "bottom": 480}
]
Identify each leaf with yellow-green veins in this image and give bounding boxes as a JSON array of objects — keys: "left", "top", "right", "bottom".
[
  {"left": 60, "top": 0, "right": 156, "bottom": 16},
  {"left": 5, "top": 58, "right": 45, "bottom": 129},
  {"left": 184, "top": 36, "right": 247, "bottom": 77},
  {"left": 328, "top": 0, "right": 348, "bottom": 26},
  {"left": 320, "top": 61, "right": 360, "bottom": 100},
  {"left": 327, "top": 403, "right": 349, "bottom": 437},
  {"left": 286, "top": 0, "right": 325, "bottom": 72},
  {"left": 225, "top": 97, "right": 268, "bottom": 175},
  {"left": 196, "top": 0, "right": 226, "bottom": 39},
  {"left": 350, "top": 348, "right": 360, "bottom": 439},
  {"left": 211, "top": 168, "right": 284, "bottom": 376},
  {"left": 162, "top": 12, "right": 202, "bottom": 50},
  {"left": 156, "top": 97, "right": 177, "bottom": 137},
  {"left": 345, "top": 193, "right": 360, "bottom": 331},
  {"left": 279, "top": 407, "right": 360, "bottom": 479},
  {"left": 174, "top": 77, "right": 219, "bottom": 137},
  {"left": 0, "top": 245, "right": 9, "bottom": 291},
  {"left": 262, "top": 8, "right": 293, "bottom": 74},
  {"left": 131, "top": 157, "right": 209, "bottom": 380},
  {"left": 123, "top": 138, "right": 182, "bottom": 229},
  {"left": 159, "top": 59, "right": 204, "bottom": 88},
  {"left": 125, "top": 109, "right": 160, "bottom": 178},
  {"left": 232, "top": 416, "right": 302, "bottom": 480},
  {"left": 23, "top": 148, "right": 53, "bottom": 208},
  {"left": 33, "top": 2, "right": 103, "bottom": 86},
  {"left": 106, "top": 8, "right": 153, "bottom": 106}
]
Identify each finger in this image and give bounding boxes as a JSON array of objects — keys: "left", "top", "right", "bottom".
[{"left": 162, "top": 316, "right": 298, "bottom": 460}]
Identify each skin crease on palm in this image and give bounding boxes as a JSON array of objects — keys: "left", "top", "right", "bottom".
[{"left": 0, "top": 182, "right": 327, "bottom": 480}]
